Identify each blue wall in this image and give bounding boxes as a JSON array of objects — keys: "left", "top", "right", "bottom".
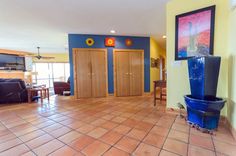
[{"left": 68, "top": 34, "right": 150, "bottom": 95}]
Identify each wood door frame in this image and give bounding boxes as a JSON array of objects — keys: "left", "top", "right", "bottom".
[
  {"left": 113, "top": 49, "right": 144, "bottom": 97},
  {"left": 73, "top": 48, "right": 108, "bottom": 99}
]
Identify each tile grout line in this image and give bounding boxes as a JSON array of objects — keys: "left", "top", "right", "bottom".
[{"left": 157, "top": 114, "right": 182, "bottom": 156}]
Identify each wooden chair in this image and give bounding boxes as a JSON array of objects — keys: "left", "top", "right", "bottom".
[{"left": 153, "top": 80, "right": 166, "bottom": 106}]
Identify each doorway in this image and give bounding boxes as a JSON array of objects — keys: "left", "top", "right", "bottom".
[
  {"left": 113, "top": 49, "right": 144, "bottom": 97},
  {"left": 73, "top": 48, "right": 108, "bottom": 98}
]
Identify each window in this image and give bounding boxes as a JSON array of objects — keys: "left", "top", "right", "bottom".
[{"left": 32, "top": 63, "right": 70, "bottom": 88}]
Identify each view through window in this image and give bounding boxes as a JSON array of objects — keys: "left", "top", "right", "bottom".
[{"left": 32, "top": 63, "right": 70, "bottom": 89}]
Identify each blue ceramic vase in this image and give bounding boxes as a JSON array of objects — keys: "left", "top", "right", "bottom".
[{"left": 184, "top": 56, "right": 226, "bottom": 130}]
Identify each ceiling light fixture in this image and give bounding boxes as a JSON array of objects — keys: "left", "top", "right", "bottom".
[
  {"left": 162, "top": 35, "right": 166, "bottom": 39},
  {"left": 110, "top": 30, "right": 116, "bottom": 34}
]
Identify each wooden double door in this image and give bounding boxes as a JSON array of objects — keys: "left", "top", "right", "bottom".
[
  {"left": 73, "top": 49, "right": 107, "bottom": 98},
  {"left": 114, "top": 50, "right": 144, "bottom": 97}
]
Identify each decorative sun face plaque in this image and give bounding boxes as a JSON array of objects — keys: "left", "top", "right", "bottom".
[
  {"left": 105, "top": 37, "right": 115, "bottom": 47},
  {"left": 86, "top": 38, "right": 95, "bottom": 46},
  {"left": 125, "top": 38, "right": 133, "bottom": 47}
]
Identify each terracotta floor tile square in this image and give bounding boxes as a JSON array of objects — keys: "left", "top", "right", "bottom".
[
  {"left": 168, "top": 130, "right": 189, "bottom": 143},
  {"left": 82, "top": 140, "right": 110, "bottom": 156},
  {"left": 171, "top": 123, "right": 189, "bottom": 133},
  {"left": 33, "top": 139, "right": 64, "bottom": 156},
  {"left": 103, "top": 147, "right": 129, "bottom": 156},
  {"left": 156, "top": 119, "right": 173, "bottom": 128},
  {"left": 99, "top": 130, "right": 123, "bottom": 145},
  {"left": 115, "top": 136, "right": 140, "bottom": 153},
  {"left": 0, "top": 129, "right": 11, "bottom": 137},
  {"left": 214, "top": 139, "right": 236, "bottom": 156},
  {"left": 67, "top": 121, "right": 86, "bottom": 129},
  {"left": 49, "top": 126, "right": 72, "bottom": 138},
  {"left": 163, "top": 138, "right": 188, "bottom": 156},
  {"left": 70, "top": 135, "right": 95, "bottom": 151},
  {"left": 188, "top": 144, "right": 215, "bottom": 156},
  {"left": 42, "top": 123, "right": 63, "bottom": 133},
  {"left": 159, "top": 150, "right": 179, "bottom": 156},
  {"left": 213, "top": 132, "right": 236, "bottom": 145},
  {"left": 36, "top": 120, "right": 56, "bottom": 129},
  {"left": 48, "top": 145, "right": 78, "bottom": 156},
  {"left": 21, "top": 151, "right": 37, "bottom": 156},
  {"left": 135, "top": 121, "right": 154, "bottom": 132},
  {"left": 113, "top": 125, "right": 132, "bottom": 135},
  {"left": 87, "top": 127, "right": 108, "bottom": 139},
  {"left": 190, "top": 128, "right": 211, "bottom": 138},
  {"left": 216, "top": 153, "right": 228, "bottom": 156},
  {"left": 0, "top": 144, "right": 29, "bottom": 156},
  {"left": 91, "top": 119, "right": 107, "bottom": 126},
  {"left": 76, "top": 124, "right": 96, "bottom": 134},
  {"left": 122, "top": 119, "right": 139, "bottom": 128},
  {"left": 60, "top": 118, "right": 76, "bottom": 125},
  {"left": 150, "top": 126, "right": 170, "bottom": 137},
  {"left": 143, "top": 133, "right": 166, "bottom": 148},
  {"left": 133, "top": 143, "right": 161, "bottom": 156},
  {"left": 0, "top": 133, "right": 17, "bottom": 144},
  {"left": 101, "top": 114, "right": 115, "bottom": 120},
  {"left": 126, "top": 128, "right": 147, "bottom": 141},
  {"left": 58, "top": 131, "right": 82, "bottom": 144},
  {"left": 142, "top": 117, "right": 158, "bottom": 124},
  {"left": 101, "top": 121, "right": 119, "bottom": 130},
  {"left": 0, "top": 138, "right": 22, "bottom": 152},
  {"left": 25, "top": 134, "right": 54, "bottom": 149},
  {"left": 51, "top": 116, "right": 70, "bottom": 122},
  {"left": 19, "top": 130, "right": 45, "bottom": 142},
  {"left": 189, "top": 134, "right": 214, "bottom": 150},
  {"left": 112, "top": 117, "right": 127, "bottom": 123}
]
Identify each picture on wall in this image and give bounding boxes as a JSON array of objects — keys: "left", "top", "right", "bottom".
[{"left": 175, "top": 5, "right": 215, "bottom": 60}]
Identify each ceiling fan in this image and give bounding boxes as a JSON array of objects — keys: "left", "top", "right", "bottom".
[{"left": 34, "top": 47, "right": 55, "bottom": 60}]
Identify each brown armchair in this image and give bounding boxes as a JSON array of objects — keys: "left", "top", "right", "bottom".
[{"left": 53, "top": 81, "right": 70, "bottom": 95}]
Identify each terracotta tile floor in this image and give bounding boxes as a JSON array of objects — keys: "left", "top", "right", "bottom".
[{"left": 0, "top": 95, "right": 235, "bottom": 156}]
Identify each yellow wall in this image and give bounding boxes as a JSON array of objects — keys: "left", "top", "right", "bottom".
[
  {"left": 33, "top": 53, "right": 69, "bottom": 63},
  {"left": 150, "top": 38, "right": 166, "bottom": 92},
  {"left": 166, "top": 0, "right": 230, "bottom": 116},
  {"left": 227, "top": 7, "right": 236, "bottom": 131}
]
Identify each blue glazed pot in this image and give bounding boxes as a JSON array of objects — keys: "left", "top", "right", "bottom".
[
  {"left": 185, "top": 95, "right": 226, "bottom": 130},
  {"left": 188, "top": 56, "right": 221, "bottom": 99},
  {"left": 184, "top": 95, "right": 225, "bottom": 112}
]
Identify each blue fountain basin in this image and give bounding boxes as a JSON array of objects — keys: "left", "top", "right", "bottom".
[
  {"left": 184, "top": 95, "right": 225, "bottom": 112},
  {"left": 184, "top": 95, "right": 226, "bottom": 130}
]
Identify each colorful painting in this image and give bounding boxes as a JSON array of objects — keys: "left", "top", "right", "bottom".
[{"left": 175, "top": 6, "right": 215, "bottom": 60}]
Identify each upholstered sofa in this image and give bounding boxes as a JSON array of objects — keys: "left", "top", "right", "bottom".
[{"left": 0, "top": 79, "right": 28, "bottom": 104}]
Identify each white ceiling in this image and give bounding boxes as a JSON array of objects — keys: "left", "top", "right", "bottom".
[{"left": 0, "top": 0, "right": 168, "bottom": 53}]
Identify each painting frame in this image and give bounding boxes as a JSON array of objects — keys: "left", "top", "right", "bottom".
[{"left": 175, "top": 5, "right": 216, "bottom": 60}]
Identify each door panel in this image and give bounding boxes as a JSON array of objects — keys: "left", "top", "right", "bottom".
[
  {"left": 129, "top": 52, "right": 142, "bottom": 96},
  {"left": 91, "top": 50, "right": 107, "bottom": 97},
  {"left": 76, "top": 50, "right": 92, "bottom": 98},
  {"left": 115, "top": 52, "right": 130, "bottom": 96}
]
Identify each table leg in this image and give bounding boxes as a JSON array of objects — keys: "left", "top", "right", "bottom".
[
  {"left": 28, "top": 90, "right": 31, "bottom": 103},
  {"left": 40, "top": 90, "right": 43, "bottom": 103},
  {"left": 160, "top": 86, "right": 162, "bottom": 101},
  {"left": 47, "top": 88, "right": 49, "bottom": 101},
  {"left": 154, "top": 83, "right": 156, "bottom": 106}
]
